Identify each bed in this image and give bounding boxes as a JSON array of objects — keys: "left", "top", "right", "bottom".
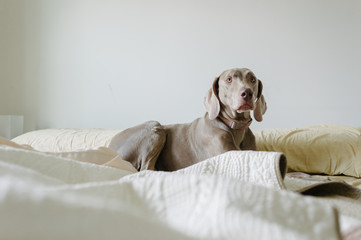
[{"left": 1, "top": 125, "right": 361, "bottom": 240}]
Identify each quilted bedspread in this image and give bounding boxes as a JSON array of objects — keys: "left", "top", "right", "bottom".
[{"left": 1, "top": 140, "right": 361, "bottom": 239}]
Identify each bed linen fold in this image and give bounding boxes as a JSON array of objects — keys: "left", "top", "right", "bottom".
[{"left": 176, "top": 150, "right": 287, "bottom": 190}]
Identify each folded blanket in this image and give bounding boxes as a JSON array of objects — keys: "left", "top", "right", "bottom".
[{"left": 177, "top": 150, "right": 287, "bottom": 190}]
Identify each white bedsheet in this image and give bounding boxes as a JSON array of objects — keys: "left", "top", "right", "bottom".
[{"left": 0, "top": 144, "right": 349, "bottom": 240}]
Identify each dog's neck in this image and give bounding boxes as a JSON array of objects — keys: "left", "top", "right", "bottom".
[{"left": 218, "top": 115, "right": 253, "bottom": 130}]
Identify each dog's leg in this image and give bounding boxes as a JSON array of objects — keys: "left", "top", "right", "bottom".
[{"left": 108, "top": 121, "right": 166, "bottom": 171}]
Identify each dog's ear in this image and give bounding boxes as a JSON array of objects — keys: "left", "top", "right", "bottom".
[
  {"left": 256, "top": 79, "right": 263, "bottom": 99},
  {"left": 254, "top": 80, "right": 267, "bottom": 122},
  {"left": 204, "top": 77, "right": 220, "bottom": 120}
]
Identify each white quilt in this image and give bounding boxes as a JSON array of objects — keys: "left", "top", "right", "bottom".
[{"left": 0, "top": 144, "right": 360, "bottom": 240}]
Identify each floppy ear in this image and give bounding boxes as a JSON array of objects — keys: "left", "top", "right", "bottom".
[
  {"left": 204, "top": 77, "right": 220, "bottom": 120},
  {"left": 256, "top": 79, "right": 263, "bottom": 99},
  {"left": 254, "top": 80, "right": 267, "bottom": 122}
]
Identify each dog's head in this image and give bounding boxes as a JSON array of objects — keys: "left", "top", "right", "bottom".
[{"left": 204, "top": 68, "right": 267, "bottom": 122}]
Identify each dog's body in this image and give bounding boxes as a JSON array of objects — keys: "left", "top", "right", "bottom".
[
  {"left": 109, "top": 68, "right": 267, "bottom": 171},
  {"left": 155, "top": 115, "right": 257, "bottom": 171}
]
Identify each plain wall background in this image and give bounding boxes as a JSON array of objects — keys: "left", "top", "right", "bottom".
[{"left": 1, "top": 0, "right": 360, "bottom": 133}]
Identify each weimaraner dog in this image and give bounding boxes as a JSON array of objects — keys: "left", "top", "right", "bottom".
[{"left": 109, "top": 68, "right": 267, "bottom": 171}]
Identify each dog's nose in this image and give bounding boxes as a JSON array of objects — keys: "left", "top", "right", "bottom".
[{"left": 240, "top": 89, "right": 253, "bottom": 101}]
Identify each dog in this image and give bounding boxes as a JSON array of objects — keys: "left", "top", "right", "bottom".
[{"left": 109, "top": 68, "right": 267, "bottom": 171}]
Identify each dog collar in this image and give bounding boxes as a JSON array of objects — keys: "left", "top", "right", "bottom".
[
  {"left": 219, "top": 116, "right": 252, "bottom": 130},
  {"left": 218, "top": 116, "right": 253, "bottom": 130}
]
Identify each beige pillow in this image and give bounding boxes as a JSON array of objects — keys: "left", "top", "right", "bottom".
[
  {"left": 254, "top": 125, "right": 361, "bottom": 177},
  {"left": 12, "top": 128, "right": 123, "bottom": 152}
]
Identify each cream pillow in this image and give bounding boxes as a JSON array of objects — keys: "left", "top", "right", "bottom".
[
  {"left": 12, "top": 128, "right": 123, "bottom": 152},
  {"left": 254, "top": 125, "right": 361, "bottom": 177}
]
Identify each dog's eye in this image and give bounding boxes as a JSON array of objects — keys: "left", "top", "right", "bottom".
[
  {"left": 226, "top": 77, "right": 232, "bottom": 83},
  {"left": 250, "top": 76, "right": 256, "bottom": 83}
]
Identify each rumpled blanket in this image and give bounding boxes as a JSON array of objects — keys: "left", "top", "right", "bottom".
[{"left": 0, "top": 141, "right": 350, "bottom": 240}]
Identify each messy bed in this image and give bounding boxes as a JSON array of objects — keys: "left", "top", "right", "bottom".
[{"left": 1, "top": 124, "right": 361, "bottom": 240}]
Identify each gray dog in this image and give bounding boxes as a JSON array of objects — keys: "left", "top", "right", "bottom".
[{"left": 109, "top": 68, "right": 267, "bottom": 171}]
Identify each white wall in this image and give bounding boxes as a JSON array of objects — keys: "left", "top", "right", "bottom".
[
  {"left": 0, "top": 0, "right": 24, "bottom": 116},
  {"left": 2, "top": 0, "right": 361, "bottom": 132}
]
